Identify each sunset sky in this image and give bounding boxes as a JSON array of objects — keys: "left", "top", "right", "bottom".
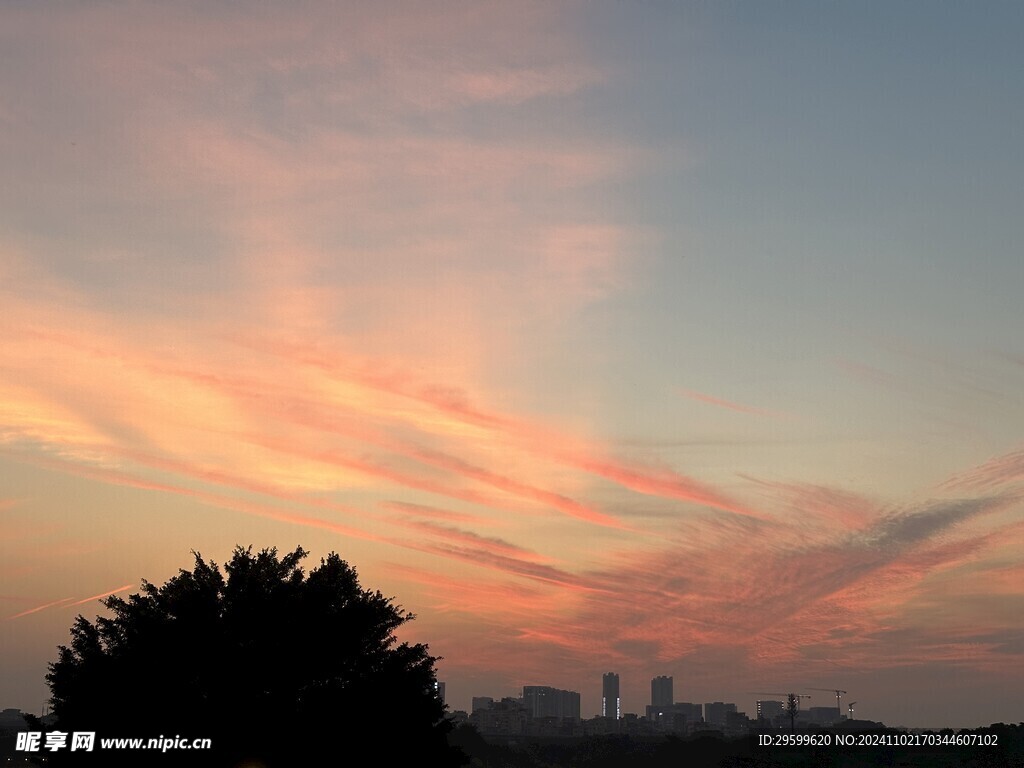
[{"left": 2, "top": 2, "right": 1023, "bottom": 729}]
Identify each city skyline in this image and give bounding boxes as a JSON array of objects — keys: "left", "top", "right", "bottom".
[
  {"left": 2, "top": 2, "right": 1023, "bottom": 730},
  {"left": 459, "top": 672, "right": 853, "bottom": 725},
  {"left": 468, "top": 675, "right": 716, "bottom": 720}
]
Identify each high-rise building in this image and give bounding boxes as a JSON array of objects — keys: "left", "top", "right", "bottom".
[
  {"left": 469, "top": 697, "right": 527, "bottom": 737},
  {"left": 806, "top": 706, "right": 840, "bottom": 725},
  {"left": 756, "top": 700, "right": 784, "bottom": 721},
  {"left": 674, "top": 702, "right": 702, "bottom": 723},
  {"left": 602, "top": 673, "right": 620, "bottom": 719},
  {"left": 651, "top": 676, "right": 673, "bottom": 708},
  {"left": 647, "top": 701, "right": 702, "bottom": 733},
  {"left": 522, "top": 686, "right": 581, "bottom": 721},
  {"left": 703, "top": 702, "right": 737, "bottom": 727},
  {"left": 472, "top": 696, "right": 494, "bottom": 714},
  {"left": 434, "top": 681, "right": 446, "bottom": 704}
]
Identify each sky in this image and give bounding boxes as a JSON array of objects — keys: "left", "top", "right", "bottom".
[{"left": 2, "top": 2, "right": 1023, "bottom": 730}]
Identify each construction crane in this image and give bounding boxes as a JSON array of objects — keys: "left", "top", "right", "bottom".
[
  {"left": 750, "top": 692, "right": 811, "bottom": 732},
  {"left": 807, "top": 688, "right": 847, "bottom": 719},
  {"left": 847, "top": 702, "right": 856, "bottom": 719}
]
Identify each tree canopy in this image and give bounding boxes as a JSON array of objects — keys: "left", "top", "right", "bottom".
[{"left": 47, "top": 546, "right": 462, "bottom": 767}]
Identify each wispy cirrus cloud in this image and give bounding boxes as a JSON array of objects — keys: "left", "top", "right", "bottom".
[
  {"left": 527, "top": 494, "right": 1020, "bottom": 677},
  {"left": 7, "top": 596, "right": 76, "bottom": 621},
  {"left": 679, "top": 388, "right": 778, "bottom": 417},
  {"left": 741, "top": 475, "right": 878, "bottom": 532},
  {"left": 834, "top": 358, "right": 904, "bottom": 390},
  {"left": 403, "top": 487, "right": 1024, "bottom": 686},
  {"left": 390, "top": 519, "right": 547, "bottom": 563},
  {"left": 943, "top": 447, "right": 1024, "bottom": 491},
  {"left": 444, "top": 65, "right": 601, "bottom": 105},
  {"left": 381, "top": 500, "right": 486, "bottom": 526},
  {"left": 8, "top": 584, "right": 132, "bottom": 620}
]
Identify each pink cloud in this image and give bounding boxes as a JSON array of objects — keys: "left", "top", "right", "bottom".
[
  {"left": 834, "top": 358, "right": 904, "bottom": 389},
  {"left": 390, "top": 519, "right": 546, "bottom": 563},
  {"left": 401, "top": 446, "right": 627, "bottom": 530},
  {"left": 740, "top": 475, "right": 878, "bottom": 532},
  {"left": 246, "top": 334, "right": 757, "bottom": 518},
  {"left": 386, "top": 564, "right": 558, "bottom": 620},
  {"left": 679, "top": 388, "right": 778, "bottom": 417},
  {"left": 408, "top": 542, "right": 598, "bottom": 593},
  {"left": 381, "top": 500, "right": 486, "bottom": 525},
  {"left": 12, "top": 453, "right": 395, "bottom": 548},
  {"left": 567, "top": 455, "right": 763, "bottom": 519},
  {"left": 446, "top": 66, "right": 600, "bottom": 105},
  {"left": 943, "top": 447, "right": 1024, "bottom": 491}
]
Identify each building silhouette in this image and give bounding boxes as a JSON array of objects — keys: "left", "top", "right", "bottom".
[
  {"left": 704, "top": 701, "right": 737, "bottom": 728},
  {"left": 673, "top": 702, "right": 702, "bottom": 722},
  {"left": 602, "top": 672, "right": 620, "bottom": 719},
  {"left": 805, "top": 706, "right": 841, "bottom": 725},
  {"left": 522, "top": 686, "right": 581, "bottom": 721},
  {"left": 756, "top": 699, "right": 784, "bottom": 723},
  {"left": 651, "top": 676, "right": 673, "bottom": 708},
  {"left": 471, "top": 696, "right": 494, "bottom": 714},
  {"left": 469, "top": 697, "right": 527, "bottom": 737}
]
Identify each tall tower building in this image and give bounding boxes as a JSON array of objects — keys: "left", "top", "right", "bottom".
[
  {"left": 602, "top": 673, "right": 620, "bottom": 719},
  {"left": 651, "top": 676, "right": 673, "bottom": 708}
]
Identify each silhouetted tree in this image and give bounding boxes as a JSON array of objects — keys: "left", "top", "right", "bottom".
[{"left": 47, "top": 546, "right": 463, "bottom": 767}]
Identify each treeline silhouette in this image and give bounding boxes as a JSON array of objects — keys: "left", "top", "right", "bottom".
[{"left": 44, "top": 546, "right": 463, "bottom": 767}]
